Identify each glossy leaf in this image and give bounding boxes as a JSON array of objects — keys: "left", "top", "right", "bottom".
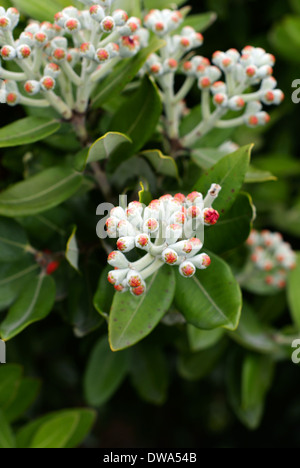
[
  {"left": 109, "top": 76, "right": 162, "bottom": 169},
  {"left": 245, "top": 165, "right": 277, "bottom": 183},
  {"left": 65, "top": 226, "right": 79, "bottom": 271},
  {"left": 17, "top": 409, "right": 95, "bottom": 449},
  {"left": 113, "top": 0, "right": 141, "bottom": 16},
  {"left": 91, "top": 36, "right": 165, "bottom": 108},
  {"left": 226, "top": 351, "right": 274, "bottom": 429},
  {"left": 180, "top": 12, "right": 217, "bottom": 32},
  {"left": 0, "top": 274, "right": 56, "bottom": 340},
  {"left": 109, "top": 267, "right": 175, "bottom": 351},
  {"left": 0, "top": 409, "right": 15, "bottom": 448},
  {"left": 4, "top": 378, "right": 40, "bottom": 424},
  {"left": 76, "top": 132, "right": 132, "bottom": 171},
  {"left": 0, "top": 365, "right": 23, "bottom": 407},
  {"left": 129, "top": 343, "right": 168, "bottom": 405},
  {"left": 138, "top": 181, "right": 152, "bottom": 205},
  {"left": 0, "top": 261, "right": 39, "bottom": 311},
  {"left": 175, "top": 252, "right": 242, "bottom": 331},
  {"left": 193, "top": 144, "right": 252, "bottom": 216},
  {"left": 12, "top": 0, "right": 81, "bottom": 22},
  {"left": 187, "top": 325, "right": 224, "bottom": 351},
  {"left": 93, "top": 266, "right": 115, "bottom": 319},
  {"left": 192, "top": 149, "right": 276, "bottom": 183},
  {"left": 178, "top": 340, "right": 226, "bottom": 381},
  {"left": 191, "top": 147, "right": 225, "bottom": 169},
  {"left": 0, "top": 167, "right": 82, "bottom": 217},
  {"left": 287, "top": 252, "right": 300, "bottom": 330},
  {"left": 204, "top": 192, "right": 254, "bottom": 254},
  {"left": 0, "top": 117, "right": 60, "bottom": 148},
  {"left": 141, "top": 150, "right": 179, "bottom": 180},
  {"left": 144, "top": 0, "right": 186, "bottom": 9},
  {"left": 227, "top": 303, "right": 280, "bottom": 354},
  {"left": 0, "top": 217, "right": 30, "bottom": 262},
  {"left": 84, "top": 337, "right": 129, "bottom": 407}
]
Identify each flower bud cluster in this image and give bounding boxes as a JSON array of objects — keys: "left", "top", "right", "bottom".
[
  {"left": 106, "top": 184, "right": 222, "bottom": 296},
  {"left": 182, "top": 47, "right": 284, "bottom": 129},
  {"left": 0, "top": 2, "right": 148, "bottom": 117},
  {"left": 246, "top": 229, "right": 296, "bottom": 289},
  {"left": 143, "top": 9, "right": 203, "bottom": 78}
]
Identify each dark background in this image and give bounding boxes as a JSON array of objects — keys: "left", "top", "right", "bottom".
[{"left": 2, "top": 0, "right": 300, "bottom": 448}]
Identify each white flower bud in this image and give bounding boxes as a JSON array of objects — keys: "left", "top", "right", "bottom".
[
  {"left": 1, "top": 45, "right": 16, "bottom": 61},
  {"left": 112, "top": 9, "right": 128, "bottom": 26},
  {"left": 119, "top": 36, "right": 140, "bottom": 57},
  {"left": 191, "top": 253, "right": 211, "bottom": 269},
  {"left": 116, "top": 236, "right": 135, "bottom": 253},
  {"left": 143, "top": 218, "right": 159, "bottom": 235},
  {"left": 64, "top": 17, "right": 81, "bottom": 33},
  {"left": 135, "top": 233, "right": 151, "bottom": 251},
  {"left": 95, "top": 47, "right": 110, "bottom": 62},
  {"left": 101, "top": 16, "right": 115, "bottom": 33},
  {"left": 19, "top": 31, "right": 35, "bottom": 46},
  {"left": 179, "top": 261, "right": 196, "bottom": 278},
  {"left": 0, "top": 16, "right": 11, "bottom": 31},
  {"left": 107, "top": 250, "right": 129, "bottom": 268},
  {"left": 44, "top": 63, "right": 61, "bottom": 78},
  {"left": 89, "top": 4, "right": 105, "bottom": 22},
  {"left": 165, "top": 223, "right": 182, "bottom": 244},
  {"left": 162, "top": 248, "right": 180, "bottom": 265},
  {"left": 6, "top": 7, "right": 20, "bottom": 29},
  {"left": 127, "top": 270, "right": 143, "bottom": 288},
  {"left": 117, "top": 219, "right": 136, "bottom": 237},
  {"left": 16, "top": 44, "right": 31, "bottom": 59},
  {"left": 24, "top": 80, "right": 41, "bottom": 95},
  {"left": 40, "top": 76, "right": 56, "bottom": 91},
  {"left": 107, "top": 268, "right": 128, "bottom": 286},
  {"left": 228, "top": 96, "right": 245, "bottom": 111}
]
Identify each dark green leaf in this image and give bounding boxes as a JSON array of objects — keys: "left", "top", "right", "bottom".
[
  {"left": 109, "top": 267, "right": 175, "bottom": 351},
  {"left": 84, "top": 336, "right": 129, "bottom": 407},
  {"left": 227, "top": 303, "right": 280, "bottom": 354},
  {"left": 193, "top": 144, "right": 252, "bottom": 215},
  {"left": 0, "top": 117, "right": 60, "bottom": 148},
  {"left": 0, "top": 274, "right": 56, "bottom": 340},
  {"left": 187, "top": 325, "right": 224, "bottom": 351},
  {"left": 204, "top": 192, "right": 254, "bottom": 254},
  {"left": 108, "top": 76, "right": 162, "bottom": 169},
  {"left": 175, "top": 252, "right": 242, "bottom": 331},
  {"left": 129, "top": 343, "right": 168, "bottom": 405},
  {"left": 0, "top": 167, "right": 82, "bottom": 217},
  {"left": 0, "top": 409, "right": 15, "bottom": 448},
  {"left": 0, "top": 364, "right": 23, "bottom": 407},
  {"left": 93, "top": 266, "right": 115, "bottom": 319},
  {"left": 141, "top": 149, "right": 179, "bottom": 180},
  {"left": 0, "top": 217, "right": 30, "bottom": 262},
  {"left": 180, "top": 12, "right": 217, "bottom": 32},
  {"left": 65, "top": 226, "right": 79, "bottom": 271},
  {"left": 4, "top": 377, "right": 40, "bottom": 423},
  {"left": 287, "top": 252, "right": 300, "bottom": 330},
  {"left": 226, "top": 351, "right": 274, "bottom": 429},
  {"left": 76, "top": 132, "right": 132, "bottom": 171},
  {"left": 91, "top": 36, "right": 165, "bottom": 108},
  {"left": 178, "top": 339, "right": 226, "bottom": 381},
  {"left": 17, "top": 409, "right": 95, "bottom": 448}
]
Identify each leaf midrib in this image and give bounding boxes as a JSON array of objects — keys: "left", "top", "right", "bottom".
[
  {"left": 0, "top": 172, "right": 79, "bottom": 205},
  {"left": 0, "top": 118, "right": 58, "bottom": 143},
  {"left": 192, "top": 275, "right": 232, "bottom": 325},
  {"left": 114, "top": 270, "right": 159, "bottom": 347}
]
